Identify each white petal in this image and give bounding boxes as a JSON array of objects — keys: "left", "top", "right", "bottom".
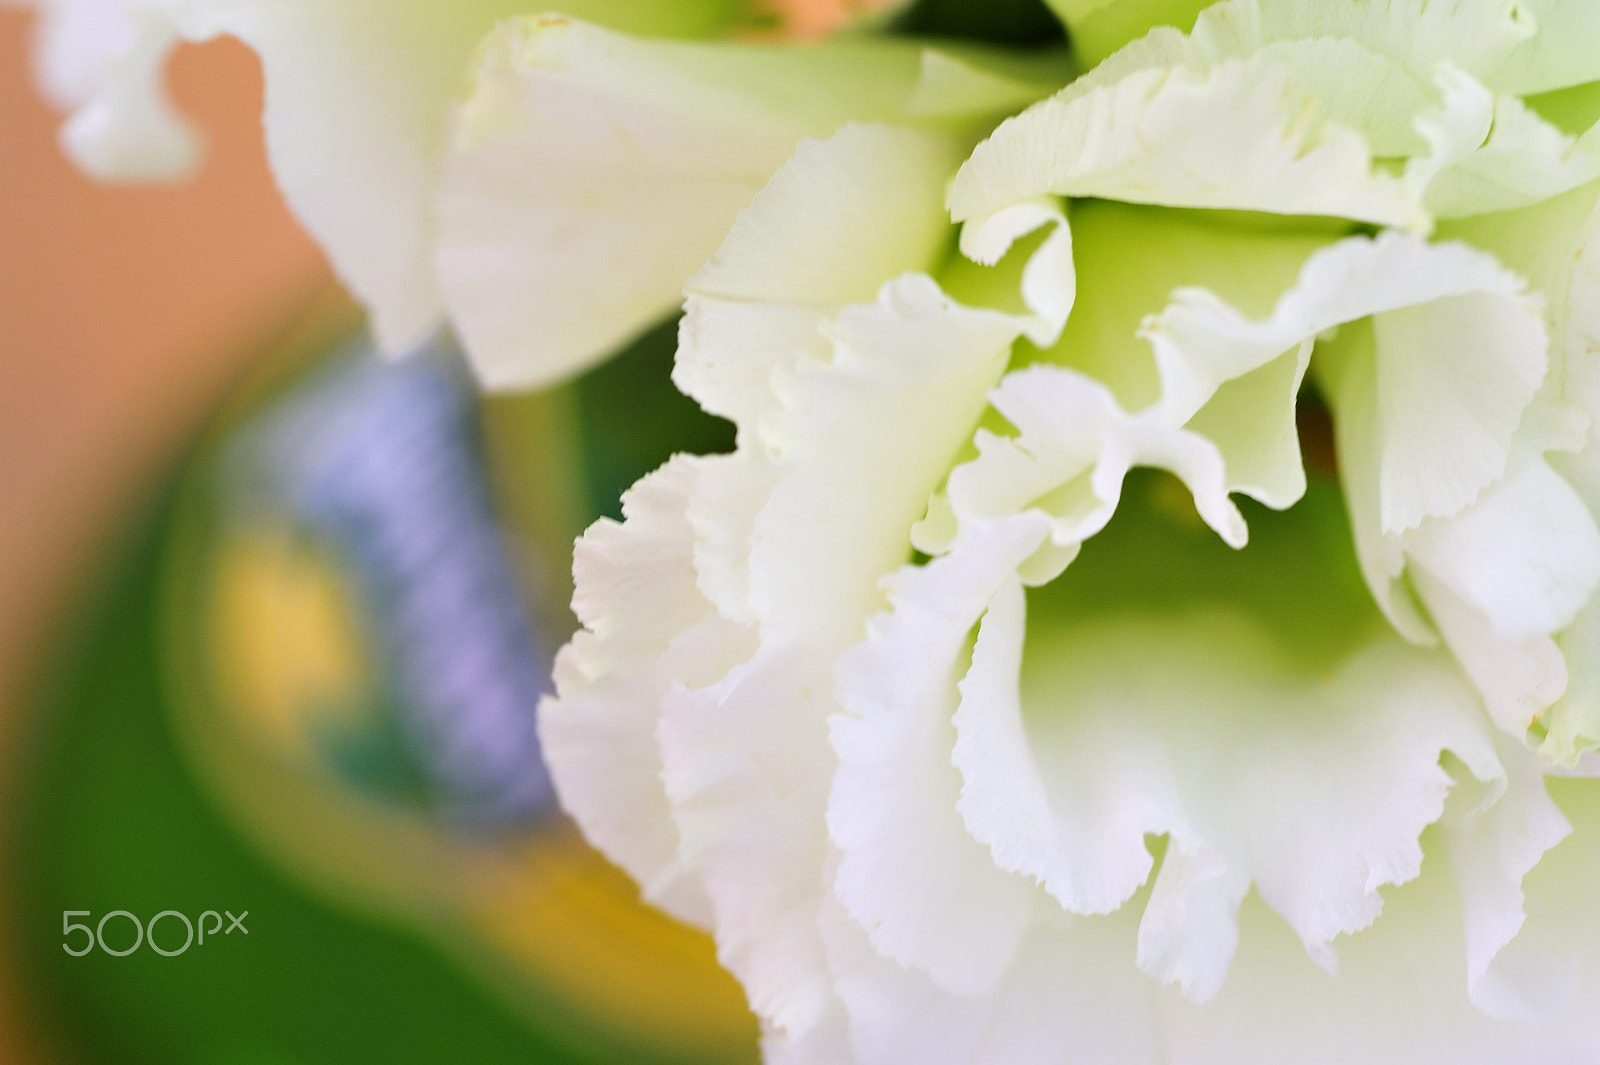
[
  {"left": 950, "top": 52, "right": 1425, "bottom": 229},
  {"left": 819, "top": 888, "right": 1161, "bottom": 1065},
  {"left": 829, "top": 518, "right": 1050, "bottom": 994},
  {"left": 1407, "top": 452, "right": 1600, "bottom": 643},
  {"left": 1413, "top": 566, "right": 1571, "bottom": 737},
  {"left": 23, "top": 0, "right": 201, "bottom": 180},
  {"left": 1440, "top": 735, "right": 1573, "bottom": 1021},
  {"left": 539, "top": 457, "right": 729, "bottom": 927},
  {"left": 1159, "top": 859, "right": 1600, "bottom": 1064},
  {"left": 166, "top": 0, "right": 552, "bottom": 351},
  {"left": 954, "top": 199, "right": 1076, "bottom": 347},
  {"left": 1304, "top": 234, "right": 1549, "bottom": 536},
  {"left": 1422, "top": 70, "right": 1600, "bottom": 218},
  {"left": 945, "top": 366, "right": 1247, "bottom": 549}
]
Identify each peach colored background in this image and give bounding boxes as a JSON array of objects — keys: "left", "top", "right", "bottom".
[{"left": 0, "top": 9, "right": 330, "bottom": 1058}]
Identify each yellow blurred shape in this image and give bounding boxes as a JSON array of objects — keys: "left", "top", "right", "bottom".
[{"left": 210, "top": 528, "right": 371, "bottom": 764}]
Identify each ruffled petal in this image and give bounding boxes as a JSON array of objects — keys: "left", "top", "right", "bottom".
[
  {"left": 658, "top": 280, "right": 1021, "bottom": 1033},
  {"left": 947, "top": 478, "right": 1509, "bottom": 993},
  {"left": 539, "top": 457, "right": 730, "bottom": 927},
  {"left": 950, "top": 51, "right": 1425, "bottom": 230},
  {"left": 1440, "top": 734, "right": 1573, "bottom": 1020},
  {"left": 1422, "top": 69, "right": 1600, "bottom": 218},
  {"left": 1298, "top": 234, "right": 1550, "bottom": 538},
  {"left": 944, "top": 366, "right": 1247, "bottom": 550},
  {"left": 828, "top": 515, "right": 1050, "bottom": 994}
]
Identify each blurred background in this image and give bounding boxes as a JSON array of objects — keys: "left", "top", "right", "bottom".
[{"left": 0, "top": 7, "right": 758, "bottom": 1062}]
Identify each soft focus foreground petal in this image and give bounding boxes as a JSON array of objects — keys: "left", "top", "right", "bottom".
[
  {"left": 950, "top": 51, "right": 1424, "bottom": 230},
  {"left": 1440, "top": 735, "right": 1573, "bottom": 1020},
  {"left": 820, "top": 888, "right": 1162, "bottom": 1065},
  {"left": 438, "top": 21, "right": 1013, "bottom": 391},
  {"left": 22, "top": 0, "right": 200, "bottom": 179},
  {"left": 1160, "top": 852, "right": 1600, "bottom": 1064},
  {"left": 167, "top": 0, "right": 552, "bottom": 351},
  {"left": 537, "top": 458, "right": 730, "bottom": 926},
  {"left": 689, "top": 124, "right": 966, "bottom": 310}
]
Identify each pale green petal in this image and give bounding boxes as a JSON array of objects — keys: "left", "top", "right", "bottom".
[
  {"left": 950, "top": 52, "right": 1425, "bottom": 230},
  {"left": 689, "top": 124, "right": 965, "bottom": 310},
  {"left": 958, "top": 490, "right": 1503, "bottom": 982},
  {"left": 1071, "top": 0, "right": 1532, "bottom": 94},
  {"left": 1022, "top": 201, "right": 1331, "bottom": 414},
  {"left": 436, "top": 22, "right": 943, "bottom": 391},
  {"left": 899, "top": 47, "right": 1073, "bottom": 122},
  {"left": 1422, "top": 72, "right": 1600, "bottom": 218},
  {"left": 1493, "top": 0, "right": 1600, "bottom": 95},
  {"left": 676, "top": 120, "right": 967, "bottom": 438}
]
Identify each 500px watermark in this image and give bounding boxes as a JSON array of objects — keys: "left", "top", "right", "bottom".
[{"left": 62, "top": 910, "right": 248, "bottom": 957}]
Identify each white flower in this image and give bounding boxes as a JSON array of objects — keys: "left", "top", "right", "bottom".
[{"left": 543, "top": 1, "right": 1600, "bottom": 1061}]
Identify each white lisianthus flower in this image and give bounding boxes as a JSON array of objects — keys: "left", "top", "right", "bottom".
[
  {"left": 17, "top": 0, "right": 1039, "bottom": 382},
  {"left": 543, "top": 0, "right": 1600, "bottom": 1061}
]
